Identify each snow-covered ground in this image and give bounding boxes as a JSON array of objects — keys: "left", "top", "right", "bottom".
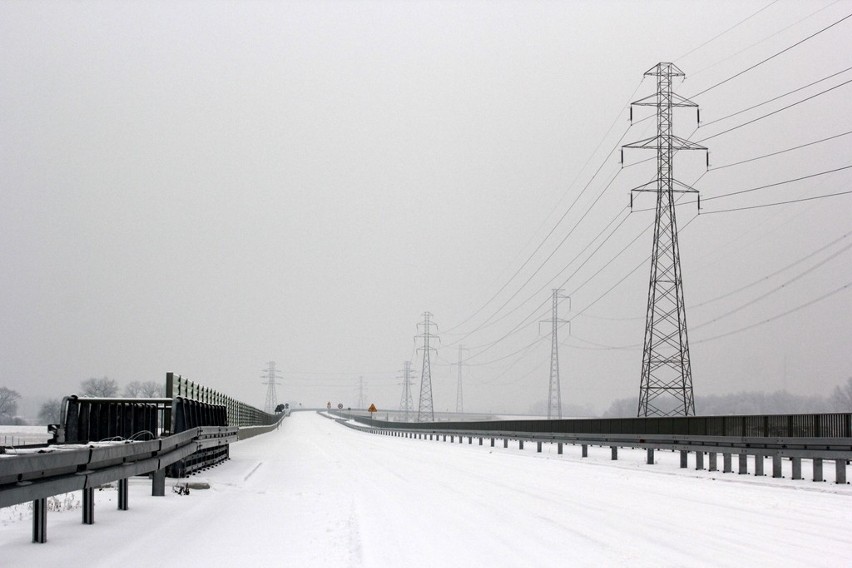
[
  {"left": 0, "top": 426, "right": 51, "bottom": 446},
  {"left": 2, "top": 412, "right": 852, "bottom": 567}
]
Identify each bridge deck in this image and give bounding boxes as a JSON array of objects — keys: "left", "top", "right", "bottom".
[{"left": 2, "top": 412, "right": 851, "bottom": 566}]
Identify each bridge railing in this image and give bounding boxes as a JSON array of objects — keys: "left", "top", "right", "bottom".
[{"left": 166, "top": 372, "right": 280, "bottom": 428}]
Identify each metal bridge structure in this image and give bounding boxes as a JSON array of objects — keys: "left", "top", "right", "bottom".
[{"left": 0, "top": 372, "right": 283, "bottom": 543}]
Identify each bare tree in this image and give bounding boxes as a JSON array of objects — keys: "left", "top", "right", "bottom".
[
  {"left": 0, "top": 387, "right": 21, "bottom": 424},
  {"left": 39, "top": 398, "right": 62, "bottom": 424},
  {"left": 830, "top": 378, "right": 852, "bottom": 411},
  {"left": 139, "top": 381, "right": 164, "bottom": 397},
  {"left": 80, "top": 376, "right": 119, "bottom": 397},
  {"left": 123, "top": 381, "right": 143, "bottom": 397},
  {"left": 123, "top": 380, "right": 164, "bottom": 398}
]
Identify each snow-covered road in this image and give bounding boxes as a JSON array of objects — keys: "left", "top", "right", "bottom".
[{"left": 3, "top": 411, "right": 852, "bottom": 567}]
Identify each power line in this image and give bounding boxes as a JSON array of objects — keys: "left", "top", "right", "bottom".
[
  {"left": 692, "top": 282, "right": 851, "bottom": 344},
  {"left": 691, "top": 232, "right": 850, "bottom": 309},
  {"left": 703, "top": 163, "right": 852, "bottom": 202},
  {"left": 710, "top": 129, "right": 852, "bottom": 170},
  {"left": 691, "top": 241, "right": 852, "bottom": 332},
  {"left": 690, "top": 11, "right": 852, "bottom": 98},
  {"left": 687, "top": 0, "right": 842, "bottom": 80},
  {"left": 700, "top": 65, "right": 852, "bottom": 128},
  {"left": 675, "top": 0, "right": 781, "bottom": 63},
  {"left": 696, "top": 77, "right": 852, "bottom": 143},
  {"left": 701, "top": 188, "right": 852, "bottom": 214},
  {"left": 444, "top": 80, "right": 647, "bottom": 336}
]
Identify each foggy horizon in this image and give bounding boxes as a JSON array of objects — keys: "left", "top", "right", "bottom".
[{"left": 2, "top": 1, "right": 850, "bottom": 416}]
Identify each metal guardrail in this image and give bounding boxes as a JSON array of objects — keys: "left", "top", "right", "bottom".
[
  {"left": 342, "top": 412, "right": 852, "bottom": 438},
  {"left": 0, "top": 426, "right": 237, "bottom": 542},
  {"left": 338, "top": 412, "right": 852, "bottom": 485}
]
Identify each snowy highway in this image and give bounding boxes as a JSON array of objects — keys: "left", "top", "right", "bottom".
[{"left": 3, "top": 411, "right": 852, "bottom": 567}]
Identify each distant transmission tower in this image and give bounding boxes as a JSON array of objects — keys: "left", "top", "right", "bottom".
[
  {"left": 540, "top": 290, "right": 569, "bottom": 419},
  {"left": 453, "top": 345, "right": 469, "bottom": 414},
  {"left": 622, "top": 62, "right": 707, "bottom": 417},
  {"left": 398, "top": 360, "right": 415, "bottom": 421},
  {"left": 415, "top": 312, "right": 439, "bottom": 422},
  {"left": 261, "top": 361, "right": 282, "bottom": 414}
]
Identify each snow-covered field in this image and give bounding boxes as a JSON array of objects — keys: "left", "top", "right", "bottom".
[
  {"left": 2, "top": 412, "right": 852, "bottom": 567},
  {"left": 0, "top": 426, "right": 51, "bottom": 446}
]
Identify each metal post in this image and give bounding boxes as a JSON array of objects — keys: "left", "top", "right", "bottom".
[
  {"left": 504, "top": 439, "right": 508, "bottom": 448},
  {"left": 118, "top": 478, "right": 129, "bottom": 510},
  {"left": 708, "top": 452, "right": 717, "bottom": 472},
  {"left": 479, "top": 437, "right": 483, "bottom": 445},
  {"left": 611, "top": 446, "right": 618, "bottom": 460},
  {"left": 836, "top": 460, "right": 847, "bottom": 484},
  {"left": 679, "top": 450, "right": 688, "bottom": 468},
  {"left": 582, "top": 444, "right": 588, "bottom": 458},
  {"left": 695, "top": 451, "right": 704, "bottom": 470},
  {"left": 82, "top": 487, "right": 95, "bottom": 524},
  {"left": 558, "top": 442, "right": 563, "bottom": 455},
  {"left": 792, "top": 457, "right": 802, "bottom": 480},
  {"left": 813, "top": 458, "right": 823, "bottom": 482},
  {"left": 738, "top": 453, "right": 748, "bottom": 475},
  {"left": 754, "top": 455, "right": 764, "bottom": 477},
  {"left": 772, "top": 455, "right": 783, "bottom": 478},
  {"left": 468, "top": 436, "right": 472, "bottom": 445},
  {"left": 723, "top": 453, "right": 732, "bottom": 473},
  {"left": 537, "top": 441, "right": 542, "bottom": 453},
  {"left": 491, "top": 437, "right": 495, "bottom": 447},
  {"left": 152, "top": 469, "right": 166, "bottom": 496},
  {"left": 519, "top": 440, "right": 524, "bottom": 450},
  {"left": 647, "top": 448, "right": 655, "bottom": 464},
  {"left": 32, "top": 498, "right": 47, "bottom": 543}
]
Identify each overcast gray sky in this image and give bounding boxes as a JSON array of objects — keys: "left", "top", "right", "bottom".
[{"left": 2, "top": 0, "right": 851, "bottom": 415}]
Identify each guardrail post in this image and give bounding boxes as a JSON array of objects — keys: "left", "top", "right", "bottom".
[
  {"left": 738, "top": 454, "right": 748, "bottom": 475},
  {"left": 118, "top": 478, "right": 129, "bottom": 510},
  {"left": 503, "top": 438, "right": 508, "bottom": 448},
  {"left": 708, "top": 452, "right": 717, "bottom": 471},
  {"left": 772, "top": 455, "right": 783, "bottom": 478},
  {"left": 558, "top": 442, "right": 563, "bottom": 455},
  {"left": 582, "top": 444, "right": 588, "bottom": 458},
  {"left": 792, "top": 457, "right": 802, "bottom": 480},
  {"left": 723, "top": 453, "right": 732, "bottom": 473},
  {"left": 813, "top": 458, "right": 824, "bottom": 482},
  {"left": 491, "top": 437, "right": 495, "bottom": 447},
  {"left": 33, "top": 498, "right": 47, "bottom": 543},
  {"left": 479, "top": 437, "right": 483, "bottom": 445},
  {"left": 537, "top": 441, "right": 542, "bottom": 453},
  {"left": 836, "top": 460, "right": 847, "bottom": 484},
  {"left": 152, "top": 469, "right": 166, "bottom": 496},
  {"left": 468, "top": 436, "right": 472, "bottom": 444},
  {"left": 82, "top": 487, "right": 95, "bottom": 524},
  {"left": 695, "top": 451, "right": 704, "bottom": 470},
  {"left": 754, "top": 455, "right": 764, "bottom": 477},
  {"left": 647, "top": 448, "right": 655, "bottom": 464},
  {"left": 519, "top": 440, "right": 524, "bottom": 450},
  {"left": 680, "top": 450, "right": 688, "bottom": 468},
  {"left": 610, "top": 446, "right": 618, "bottom": 460}
]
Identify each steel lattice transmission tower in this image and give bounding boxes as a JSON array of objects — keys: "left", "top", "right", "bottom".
[
  {"left": 398, "top": 360, "right": 415, "bottom": 421},
  {"left": 261, "top": 361, "right": 282, "bottom": 414},
  {"left": 415, "top": 312, "right": 439, "bottom": 422},
  {"left": 622, "top": 62, "right": 707, "bottom": 417},
  {"left": 453, "top": 345, "right": 469, "bottom": 414},
  {"left": 540, "top": 290, "right": 569, "bottom": 419}
]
